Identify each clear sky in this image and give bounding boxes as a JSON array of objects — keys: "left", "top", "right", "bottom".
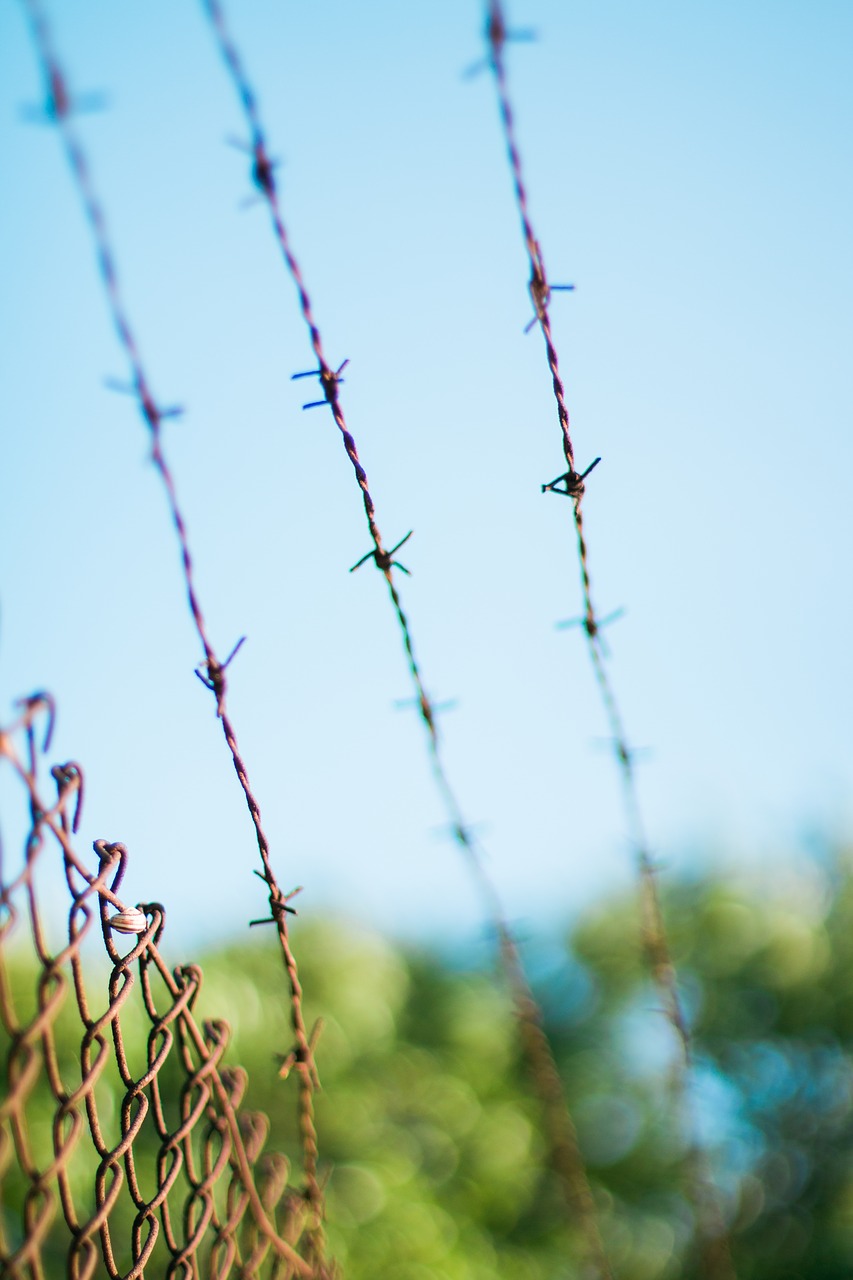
[{"left": 1, "top": 1, "right": 851, "bottom": 949}]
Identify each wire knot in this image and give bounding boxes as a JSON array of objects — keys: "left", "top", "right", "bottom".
[
  {"left": 249, "top": 883, "right": 302, "bottom": 928},
  {"left": 525, "top": 249, "right": 575, "bottom": 334},
  {"left": 541, "top": 456, "right": 601, "bottom": 500},
  {"left": 23, "top": 65, "right": 106, "bottom": 123},
  {"left": 291, "top": 360, "right": 349, "bottom": 410},
  {"left": 105, "top": 377, "right": 183, "bottom": 432},
  {"left": 47, "top": 66, "right": 70, "bottom": 120},
  {"left": 350, "top": 530, "right": 413, "bottom": 576},
  {"left": 195, "top": 636, "right": 246, "bottom": 694},
  {"left": 251, "top": 139, "right": 277, "bottom": 196}
]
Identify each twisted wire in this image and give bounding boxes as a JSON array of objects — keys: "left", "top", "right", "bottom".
[
  {"left": 482, "top": 3, "right": 734, "bottom": 1272},
  {"left": 200, "top": 3, "right": 609, "bottom": 1272},
  {"left": 20, "top": 0, "right": 327, "bottom": 1258}
]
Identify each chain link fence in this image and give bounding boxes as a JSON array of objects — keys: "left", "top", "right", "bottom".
[{"left": 0, "top": 696, "right": 332, "bottom": 1280}]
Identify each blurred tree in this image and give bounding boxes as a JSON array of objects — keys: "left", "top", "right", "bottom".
[
  {"left": 4, "top": 852, "right": 853, "bottom": 1278},
  {"left": 569, "top": 852, "right": 853, "bottom": 1279},
  {"left": 191, "top": 850, "right": 853, "bottom": 1278}
]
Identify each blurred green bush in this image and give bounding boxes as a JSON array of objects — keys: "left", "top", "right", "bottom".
[
  {"left": 4, "top": 852, "right": 853, "bottom": 1278},
  {"left": 198, "top": 852, "right": 853, "bottom": 1278}
]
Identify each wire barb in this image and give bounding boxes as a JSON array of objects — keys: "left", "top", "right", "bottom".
[
  {"left": 20, "top": 59, "right": 106, "bottom": 125},
  {"left": 395, "top": 695, "right": 458, "bottom": 716},
  {"left": 541, "top": 456, "right": 601, "bottom": 499},
  {"left": 524, "top": 282, "right": 575, "bottom": 333},
  {"left": 105, "top": 376, "right": 184, "bottom": 422},
  {"left": 249, "top": 884, "right": 303, "bottom": 926},
  {"left": 557, "top": 607, "right": 624, "bottom": 638},
  {"left": 292, "top": 360, "right": 349, "bottom": 410},
  {"left": 350, "top": 530, "right": 414, "bottom": 575},
  {"left": 195, "top": 634, "right": 247, "bottom": 692},
  {"left": 277, "top": 1018, "right": 323, "bottom": 1088},
  {"left": 463, "top": 6, "right": 536, "bottom": 78}
]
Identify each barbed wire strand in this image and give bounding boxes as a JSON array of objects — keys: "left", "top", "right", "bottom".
[
  {"left": 200, "top": 2, "right": 611, "bottom": 1273},
  {"left": 19, "top": 4, "right": 330, "bottom": 1269},
  {"left": 481, "top": 3, "right": 735, "bottom": 1275}
]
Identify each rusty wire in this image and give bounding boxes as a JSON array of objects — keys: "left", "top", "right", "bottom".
[
  {"left": 480, "top": 2, "right": 735, "bottom": 1274},
  {"left": 19, "top": 1, "right": 329, "bottom": 1269},
  {"left": 199, "top": 2, "right": 610, "bottom": 1275},
  {"left": 0, "top": 696, "right": 329, "bottom": 1279}
]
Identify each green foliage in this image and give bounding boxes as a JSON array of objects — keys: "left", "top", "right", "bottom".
[
  {"left": 572, "top": 856, "right": 853, "bottom": 1279},
  {"left": 5, "top": 855, "right": 853, "bottom": 1278},
  {"left": 189, "top": 852, "right": 853, "bottom": 1278}
]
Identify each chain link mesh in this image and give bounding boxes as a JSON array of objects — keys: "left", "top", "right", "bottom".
[{"left": 0, "top": 696, "right": 331, "bottom": 1280}]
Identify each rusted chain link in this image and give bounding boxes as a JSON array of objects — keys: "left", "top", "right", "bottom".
[
  {"left": 19, "top": 1, "right": 328, "bottom": 1267},
  {"left": 0, "top": 698, "right": 321, "bottom": 1278}
]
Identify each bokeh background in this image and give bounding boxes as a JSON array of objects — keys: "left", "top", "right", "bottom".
[
  {"left": 2, "top": 3, "right": 853, "bottom": 1277},
  {"left": 1, "top": 0, "right": 851, "bottom": 944},
  {"left": 7, "top": 859, "right": 853, "bottom": 1278}
]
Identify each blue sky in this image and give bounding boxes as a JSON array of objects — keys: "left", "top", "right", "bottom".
[{"left": 1, "top": 0, "right": 851, "bottom": 948}]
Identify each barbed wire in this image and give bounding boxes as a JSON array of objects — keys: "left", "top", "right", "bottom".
[
  {"left": 479, "top": 2, "right": 736, "bottom": 1275},
  {"left": 199, "top": 2, "right": 611, "bottom": 1274},
  {"left": 0, "top": 696, "right": 327, "bottom": 1278},
  {"left": 19, "top": 1, "right": 329, "bottom": 1267}
]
